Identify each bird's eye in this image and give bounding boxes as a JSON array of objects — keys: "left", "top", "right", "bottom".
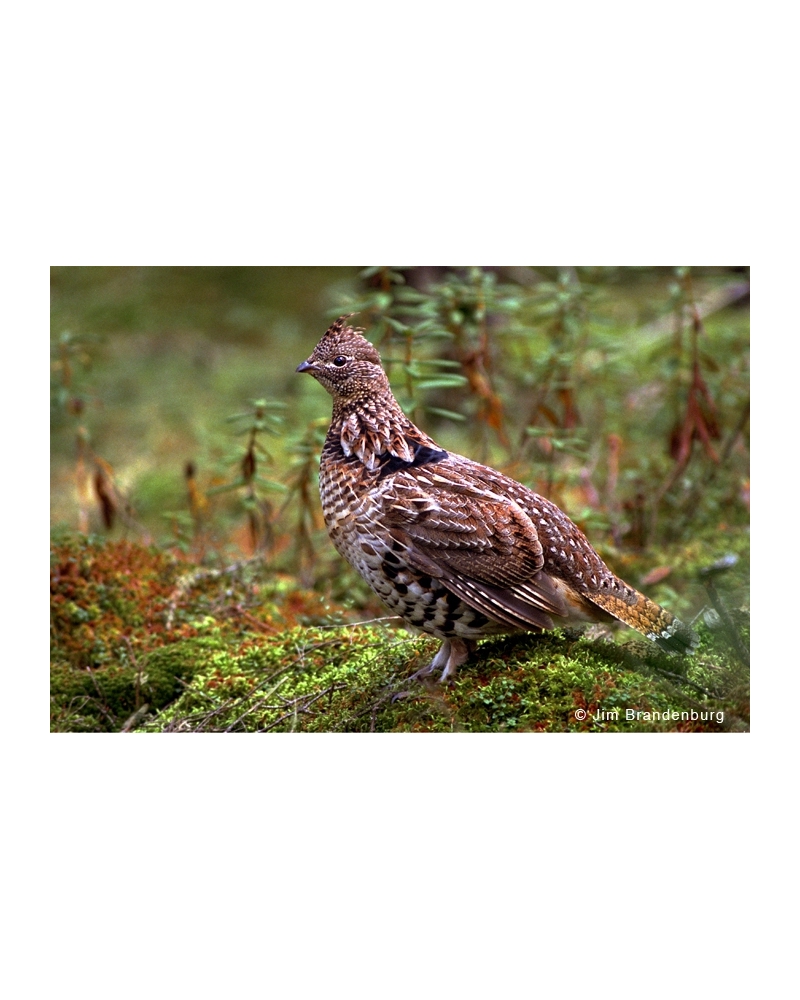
[{"left": 332, "top": 356, "right": 347, "bottom": 367}]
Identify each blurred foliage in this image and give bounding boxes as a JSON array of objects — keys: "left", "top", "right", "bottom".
[{"left": 50, "top": 266, "right": 749, "bottom": 732}]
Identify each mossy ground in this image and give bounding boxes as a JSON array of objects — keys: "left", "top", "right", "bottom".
[{"left": 51, "top": 531, "right": 749, "bottom": 733}]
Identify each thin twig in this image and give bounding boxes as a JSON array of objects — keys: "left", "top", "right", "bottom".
[
  {"left": 120, "top": 704, "right": 150, "bottom": 732},
  {"left": 315, "top": 615, "right": 404, "bottom": 629},
  {"left": 223, "top": 674, "right": 290, "bottom": 732},
  {"left": 651, "top": 669, "right": 715, "bottom": 699},
  {"left": 258, "top": 684, "right": 347, "bottom": 733},
  {"left": 121, "top": 636, "right": 143, "bottom": 710},
  {"left": 193, "top": 664, "right": 297, "bottom": 733}
]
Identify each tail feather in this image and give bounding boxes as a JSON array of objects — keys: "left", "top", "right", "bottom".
[{"left": 586, "top": 590, "right": 698, "bottom": 654}]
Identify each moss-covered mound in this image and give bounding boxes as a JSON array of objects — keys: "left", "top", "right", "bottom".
[
  {"left": 132, "top": 622, "right": 748, "bottom": 733},
  {"left": 51, "top": 533, "right": 749, "bottom": 733},
  {"left": 49, "top": 534, "right": 332, "bottom": 732}
]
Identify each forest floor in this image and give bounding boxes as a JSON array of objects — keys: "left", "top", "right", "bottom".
[{"left": 50, "top": 526, "right": 749, "bottom": 734}]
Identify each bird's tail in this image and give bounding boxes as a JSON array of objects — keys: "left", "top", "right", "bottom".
[{"left": 586, "top": 589, "right": 698, "bottom": 654}]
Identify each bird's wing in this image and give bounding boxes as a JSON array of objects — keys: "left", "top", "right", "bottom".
[{"left": 379, "top": 463, "right": 569, "bottom": 630}]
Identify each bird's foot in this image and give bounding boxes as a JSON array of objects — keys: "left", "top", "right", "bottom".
[
  {"left": 405, "top": 638, "right": 476, "bottom": 686},
  {"left": 392, "top": 658, "right": 438, "bottom": 701}
]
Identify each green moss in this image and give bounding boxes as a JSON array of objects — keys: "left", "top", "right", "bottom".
[
  {"left": 51, "top": 533, "right": 749, "bottom": 733},
  {"left": 50, "top": 636, "right": 229, "bottom": 732},
  {"left": 133, "top": 618, "right": 748, "bottom": 733}
]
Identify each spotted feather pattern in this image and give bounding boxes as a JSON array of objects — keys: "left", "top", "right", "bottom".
[{"left": 297, "top": 318, "right": 698, "bottom": 679}]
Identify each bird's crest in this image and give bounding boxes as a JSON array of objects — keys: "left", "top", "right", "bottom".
[{"left": 311, "top": 314, "right": 381, "bottom": 365}]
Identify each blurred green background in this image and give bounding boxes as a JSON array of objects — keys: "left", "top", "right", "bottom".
[
  {"left": 51, "top": 267, "right": 359, "bottom": 532},
  {"left": 50, "top": 266, "right": 749, "bottom": 586}
]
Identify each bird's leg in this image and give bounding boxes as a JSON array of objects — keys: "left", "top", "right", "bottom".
[
  {"left": 408, "top": 638, "right": 476, "bottom": 684},
  {"left": 438, "top": 638, "right": 476, "bottom": 681},
  {"left": 408, "top": 640, "right": 450, "bottom": 682}
]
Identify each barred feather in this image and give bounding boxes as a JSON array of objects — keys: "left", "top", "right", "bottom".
[{"left": 297, "top": 317, "right": 698, "bottom": 680}]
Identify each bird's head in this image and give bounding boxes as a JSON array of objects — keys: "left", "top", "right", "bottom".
[{"left": 296, "top": 315, "right": 389, "bottom": 402}]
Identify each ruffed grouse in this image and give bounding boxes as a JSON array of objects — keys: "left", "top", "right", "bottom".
[{"left": 297, "top": 316, "right": 697, "bottom": 680}]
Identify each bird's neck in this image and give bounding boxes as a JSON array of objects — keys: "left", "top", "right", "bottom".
[{"left": 327, "top": 394, "right": 439, "bottom": 472}]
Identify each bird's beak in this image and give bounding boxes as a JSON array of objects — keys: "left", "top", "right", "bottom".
[{"left": 296, "top": 360, "right": 313, "bottom": 373}]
